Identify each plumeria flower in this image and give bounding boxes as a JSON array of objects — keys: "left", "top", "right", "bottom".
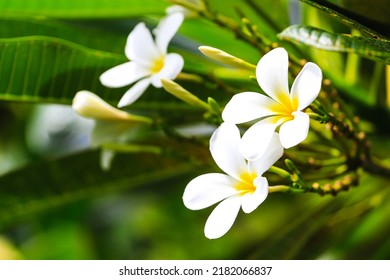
[
  {"left": 183, "top": 122, "right": 283, "bottom": 239},
  {"left": 72, "top": 90, "right": 152, "bottom": 169},
  {"left": 222, "top": 47, "right": 322, "bottom": 160},
  {"left": 100, "top": 13, "right": 184, "bottom": 108}
]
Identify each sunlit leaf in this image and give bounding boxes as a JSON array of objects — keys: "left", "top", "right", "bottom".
[
  {"left": 0, "top": 15, "right": 127, "bottom": 53},
  {"left": 278, "top": 25, "right": 390, "bottom": 64},
  {"left": 0, "top": 0, "right": 167, "bottom": 19}
]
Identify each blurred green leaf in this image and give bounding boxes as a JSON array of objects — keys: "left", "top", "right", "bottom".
[
  {"left": 0, "top": 0, "right": 167, "bottom": 18},
  {"left": 0, "top": 150, "right": 197, "bottom": 228},
  {"left": 179, "top": 19, "right": 260, "bottom": 65},
  {"left": 279, "top": 25, "right": 390, "bottom": 64},
  {"left": 0, "top": 36, "right": 125, "bottom": 105},
  {"left": 21, "top": 222, "right": 95, "bottom": 259}
]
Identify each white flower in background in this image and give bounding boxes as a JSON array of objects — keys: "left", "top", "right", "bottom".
[
  {"left": 26, "top": 104, "right": 93, "bottom": 157},
  {"left": 100, "top": 13, "right": 184, "bottom": 108},
  {"left": 222, "top": 47, "right": 322, "bottom": 160},
  {"left": 183, "top": 122, "right": 283, "bottom": 239}
]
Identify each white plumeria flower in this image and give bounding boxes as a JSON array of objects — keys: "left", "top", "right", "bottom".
[
  {"left": 183, "top": 122, "right": 283, "bottom": 239},
  {"left": 100, "top": 13, "right": 184, "bottom": 108},
  {"left": 222, "top": 47, "right": 322, "bottom": 160}
]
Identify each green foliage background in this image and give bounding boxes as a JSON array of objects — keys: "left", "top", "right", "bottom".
[{"left": 0, "top": 0, "right": 389, "bottom": 259}]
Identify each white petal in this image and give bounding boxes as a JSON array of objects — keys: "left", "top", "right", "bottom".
[
  {"left": 117, "top": 78, "right": 151, "bottom": 108},
  {"left": 256, "top": 48, "right": 290, "bottom": 104},
  {"left": 150, "top": 53, "right": 184, "bottom": 87},
  {"left": 183, "top": 173, "right": 240, "bottom": 210},
  {"left": 204, "top": 196, "right": 242, "bottom": 239},
  {"left": 279, "top": 111, "right": 310, "bottom": 148},
  {"left": 240, "top": 119, "right": 278, "bottom": 161},
  {"left": 99, "top": 62, "right": 150, "bottom": 88},
  {"left": 248, "top": 132, "right": 284, "bottom": 175},
  {"left": 72, "top": 90, "right": 132, "bottom": 121},
  {"left": 125, "top": 22, "right": 160, "bottom": 66},
  {"left": 210, "top": 123, "right": 247, "bottom": 180},
  {"left": 290, "top": 62, "right": 322, "bottom": 110},
  {"left": 222, "top": 92, "right": 277, "bottom": 124},
  {"left": 241, "top": 176, "right": 268, "bottom": 213},
  {"left": 155, "top": 13, "right": 184, "bottom": 54}
]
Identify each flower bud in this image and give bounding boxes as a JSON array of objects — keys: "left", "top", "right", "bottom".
[
  {"left": 198, "top": 46, "right": 256, "bottom": 70},
  {"left": 73, "top": 91, "right": 152, "bottom": 124},
  {"left": 161, "top": 79, "right": 210, "bottom": 110}
]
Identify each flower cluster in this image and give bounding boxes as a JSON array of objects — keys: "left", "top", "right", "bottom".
[
  {"left": 72, "top": 8, "right": 322, "bottom": 239},
  {"left": 183, "top": 48, "right": 322, "bottom": 238}
]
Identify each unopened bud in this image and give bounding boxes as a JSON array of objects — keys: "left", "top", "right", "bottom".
[
  {"left": 207, "top": 97, "right": 222, "bottom": 115},
  {"left": 161, "top": 79, "right": 210, "bottom": 110},
  {"left": 198, "top": 46, "right": 256, "bottom": 70},
  {"left": 72, "top": 91, "right": 152, "bottom": 124},
  {"left": 285, "top": 158, "right": 301, "bottom": 176}
]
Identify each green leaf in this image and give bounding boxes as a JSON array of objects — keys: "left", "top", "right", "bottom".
[
  {"left": 0, "top": 150, "right": 197, "bottom": 228},
  {"left": 0, "top": 15, "right": 127, "bottom": 53},
  {"left": 278, "top": 25, "right": 390, "bottom": 64},
  {"left": 0, "top": 0, "right": 167, "bottom": 19},
  {"left": 0, "top": 36, "right": 127, "bottom": 105},
  {"left": 299, "top": 0, "right": 389, "bottom": 40},
  {"left": 335, "top": 0, "right": 390, "bottom": 26}
]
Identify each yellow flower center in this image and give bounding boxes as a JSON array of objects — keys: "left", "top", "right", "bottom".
[
  {"left": 269, "top": 92, "right": 299, "bottom": 124},
  {"left": 150, "top": 56, "right": 165, "bottom": 74},
  {"left": 235, "top": 172, "right": 257, "bottom": 195}
]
